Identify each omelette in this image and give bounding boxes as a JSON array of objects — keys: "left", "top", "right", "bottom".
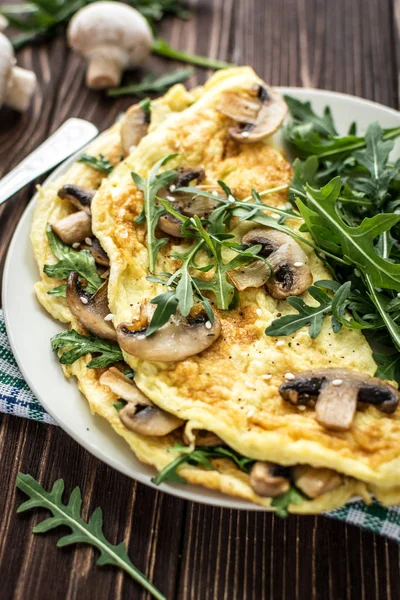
[{"left": 32, "top": 67, "right": 400, "bottom": 514}]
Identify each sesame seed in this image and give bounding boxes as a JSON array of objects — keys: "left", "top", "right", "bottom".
[
  {"left": 294, "top": 261, "right": 304, "bottom": 267},
  {"left": 167, "top": 195, "right": 176, "bottom": 202},
  {"left": 256, "top": 308, "right": 262, "bottom": 317},
  {"left": 246, "top": 407, "right": 255, "bottom": 417},
  {"left": 80, "top": 297, "right": 88, "bottom": 305},
  {"left": 228, "top": 194, "right": 235, "bottom": 203},
  {"left": 397, "top": 292, "right": 400, "bottom": 298},
  {"left": 85, "top": 237, "right": 92, "bottom": 246},
  {"left": 354, "top": 269, "right": 361, "bottom": 277},
  {"left": 104, "top": 313, "right": 114, "bottom": 321},
  {"left": 298, "top": 405, "right": 306, "bottom": 411},
  {"left": 169, "top": 184, "right": 176, "bottom": 192},
  {"left": 276, "top": 340, "right": 285, "bottom": 347},
  {"left": 332, "top": 379, "right": 343, "bottom": 386},
  {"left": 262, "top": 374, "right": 272, "bottom": 380},
  {"left": 72, "top": 242, "right": 80, "bottom": 249},
  {"left": 376, "top": 287, "right": 382, "bottom": 292},
  {"left": 285, "top": 372, "right": 295, "bottom": 380},
  {"left": 205, "top": 321, "right": 212, "bottom": 330},
  {"left": 137, "top": 335, "right": 146, "bottom": 340},
  {"left": 212, "top": 190, "right": 219, "bottom": 197},
  {"left": 241, "top": 131, "right": 250, "bottom": 138}
]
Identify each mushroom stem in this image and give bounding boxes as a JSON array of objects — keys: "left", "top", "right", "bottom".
[
  {"left": 86, "top": 50, "right": 123, "bottom": 89},
  {"left": 4, "top": 66, "right": 36, "bottom": 112}
]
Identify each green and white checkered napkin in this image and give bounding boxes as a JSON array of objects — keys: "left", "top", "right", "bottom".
[{"left": 0, "top": 309, "right": 399, "bottom": 540}]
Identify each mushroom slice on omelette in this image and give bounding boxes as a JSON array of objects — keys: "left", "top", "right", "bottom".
[{"left": 85, "top": 66, "right": 400, "bottom": 513}]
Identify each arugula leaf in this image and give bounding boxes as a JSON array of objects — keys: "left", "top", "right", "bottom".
[
  {"left": 270, "top": 485, "right": 305, "bottom": 518},
  {"left": 47, "top": 283, "right": 67, "bottom": 297},
  {"left": 108, "top": 68, "right": 194, "bottom": 97},
  {"left": 299, "top": 179, "right": 400, "bottom": 290},
  {"left": 44, "top": 226, "right": 103, "bottom": 293},
  {"left": 77, "top": 153, "right": 114, "bottom": 175},
  {"left": 152, "top": 39, "right": 231, "bottom": 70},
  {"left": 16, "top": 473, "right": 165, "bottom": 600},
  {"left": 353, "top": 123, "right": 400, "bottom": 206},
  {"left": 130, "top": 0, "right": 190, "bottom": 21},
  {"left": 365, "top": 274, "right": 400, "bottom": 352},
  {"left": 113, "top": 400, "right": 128, "bottom": 413},
  {"left": 284, "top": 96, "right": 338, "bottom": 136},
  {"left": 131, "top": 155, "right": 178, "bottom": 273},
  {"left": 147, "top": 290, "right": 179, "bottom": 336},
  {"left": 373, "top": 351, "right": 400, "bottom": 382},
  {"left": 51, "top": 329, "right": 123, "bottom": 369},
  {"left": 152, "top": 445, "right": 255, "bottom": 485},
  {"left": 265, "top": 285, "right": 336, "bottom": 339}
]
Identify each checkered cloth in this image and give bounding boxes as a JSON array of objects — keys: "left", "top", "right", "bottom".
[{"left": 0, "top": 309, "right": 399, "bottom": 540}]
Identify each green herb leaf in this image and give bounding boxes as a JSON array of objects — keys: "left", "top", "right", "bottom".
[
  {"left": 152, "top": 445, "right": 255, "bottom": 485},
  {"left": 51, "top": 329, "right": 123, "bottom": 369},
  {"left": 78, "top": 153, "right": 114, "bottom": 175},
  {"left": 130, "top": 0, "right": 190, "bottom": 21},
  {"left": 270, "top": 485, "right": 305, "bottom": 518},
  {"left": 373, "top": 351, "right": 400, "bottom": 382},
  {"left": 47, "top": 283, "right": 67, "bottom": 297},
  {"left": 16, "top": 473, "right": 165, "bottom": 600},
  {"left": 265, "top": 285, "right": 335, "bottom": 339},
  {"left": 299, "top": 179, "right": 400, "bottom": 290},
  {"left": 147, "top": 290, "right": 179, "bottom": 336},
  {"left": 132, "top": 155, "right": 178, "bottom": 274},
  {"left": 108, "top": 68, "right": 194, "bottom": 97},
  {"left": 44, "top": 226, "right": 103, "bottom": 293},
  {"left": 284, "top": 96, "right": 338, "bottom": 136},
  {"left": 152, "top": 38, "right": 231, "bottom": 70},
  {"left": 113, "top": 400, "right": 128, "bottom": 413}
]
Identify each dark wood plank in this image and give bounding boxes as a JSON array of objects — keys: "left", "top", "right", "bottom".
[{"left": 0, "top": 0, "right": 399, "bottom": 599}]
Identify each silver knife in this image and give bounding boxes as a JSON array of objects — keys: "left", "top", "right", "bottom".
[{"left": 0, "top": 118, "right": 99, "bottom": 207}]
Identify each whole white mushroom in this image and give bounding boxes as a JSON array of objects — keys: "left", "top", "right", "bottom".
[
  {"left": 0, "top": 33, "right": 37, "bottom": 112},
  {"left": 67, "top": 1, "right": 154, "bottom": 90}
]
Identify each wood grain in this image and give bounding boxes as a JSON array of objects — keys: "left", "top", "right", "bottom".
[{"left": 0, "top": 0, "right": 400, "bottom": 598}]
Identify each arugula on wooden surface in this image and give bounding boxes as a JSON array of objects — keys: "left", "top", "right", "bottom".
[{"left": 16, "top": 473, "right": 165, "bottom": 600}]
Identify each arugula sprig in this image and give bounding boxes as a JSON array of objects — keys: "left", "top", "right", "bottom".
[
  {"left": 44, "top": 226, "right": 103, "bottom": 294},
  {"left": 78, "top": 153, "right": 114, "bottom": 175},
  {"left": 283, "top": 98, "right": 400, "bottom": 382},
  {"left": 51, "top": 329, "right": 123, "bottom": 368},
  {"left": 270, "top": 486, "right": 305, "bottom": 518},
  {"left": 131, "top": 155, "right": 178, "bottom": 273},
  {"left": 152, "top": 444, "right": 255, "bottom": 485},
  {"left": 108, "top": 68, "right": 194, "bottom": 98},
  {"left": 16, "top": 473, "right": 165, "bottom": 600}
]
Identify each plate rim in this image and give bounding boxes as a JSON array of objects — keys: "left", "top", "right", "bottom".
[{"left": 3, "top": 86, "right": 400, "bottom": 511}]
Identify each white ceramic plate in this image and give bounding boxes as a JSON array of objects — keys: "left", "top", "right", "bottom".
[{"left": 3, "top": 88, "right": 400, "bottom": 510}]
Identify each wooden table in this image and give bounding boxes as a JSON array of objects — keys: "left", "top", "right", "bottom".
[{"left": 0, "top": 1, "right": 399, "bottom": 598}]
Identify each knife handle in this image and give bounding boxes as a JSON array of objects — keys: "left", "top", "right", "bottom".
[{"left": 0, "top": 118, "right": 99, "bottom": 207}]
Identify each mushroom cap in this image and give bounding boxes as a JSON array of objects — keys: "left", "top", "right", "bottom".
[
  {"left": 66, "top": 272, "right": 116, "bottom": 341},
  {"left": 121, "top": 102, "right": 150, "bottom": 156},
  {"left": 116, "top": 309, "right": 222, "bottom": 362},
  {"left": 279, "top": 368, "right": 400, "bottom": 431},
  {"left": 291, "top": 465, "right": 342, "bottom": 499},
  {"left": 241, "top": 227, "right": 312, "bottom": 298},
  {"left": 249, "top": 461, "right": 291, "bottom": 498},
  {"left": 0, "top": 33, "right": 14, "bottom": 105},
  {"left": 58, "top": 184, "right": 94, "bottom": 215},
  {"left": 67, "top": 1, "right": 153, "bottom": 67},
  {"left": 218, "top": 84, "right": 288, "bottom": 143}
]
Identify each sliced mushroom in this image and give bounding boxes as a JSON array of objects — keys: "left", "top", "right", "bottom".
[
  {"left": 121, "top": 101, "right": 151, "bottom": 156},
  {"left": 116, "top": 307, "right": 221, "bottom": 362},
  {"left": 120, "top": 404, "right": 184, "bottom": 436},
  {"left": 52, "top": 211, "right": 92, "bottom": 245},
  {"left": 66, "top": 272, "right": 116, "bottom": 341},
  {"left": 249, "top": 461, "right": 291, "bottom": 497},
  {"left": 100, "top": 366, "right": 183, "bottom": 436},
  {"left": 82, "top": 238, "right": 110, "bottom": 266},
  {"left": 279, "top": 368, "right": 400, "bottom": 431},
  {"left": 227, "top": 259, "right": 271, "bottom": 291},
  {"left": 238, "top": 227, "right": 312, "bottom": 298},
  {"left": 157, "top": 167, "right": 208, "bottom": 237},
  {"left": 218, "top": 84, "right": 288, "bottom": 143},
  {"left": 291, "top": 465, "right": 342, "bottom": 499},
  {"left": 58, "top": 184, "right": 95, "bottom": 215},
  {"left": 183, "top": 426, "right": 224, "bottom": 447},
  {"left": 99, "top": 367, "right": 151, "bottom": 405}
]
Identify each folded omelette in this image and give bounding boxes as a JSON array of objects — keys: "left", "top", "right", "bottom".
[{"left": 31, "top": 66, "right": 400, "bottom": 514}]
